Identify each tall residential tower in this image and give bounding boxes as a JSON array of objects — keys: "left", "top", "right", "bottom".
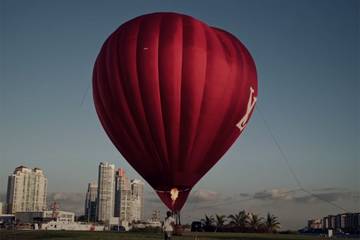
[
  {"left": 96, "top": 162, "right": 115, "bottom": 223},
  {"left": 113, "top": 169, "right": 144, "bottom": 222},
  {"left": 6, "top": 166, "right": 47, "bottom": 214},
  {"left": 114, "top": 168, "right": 129, "bottom": 220}
]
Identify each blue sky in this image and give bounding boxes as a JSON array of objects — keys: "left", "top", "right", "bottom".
[{"left": 0, "top": 0, "right": 359, "bottom": 229}]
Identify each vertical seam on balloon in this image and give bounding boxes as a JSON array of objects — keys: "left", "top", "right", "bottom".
[
  {"left": 93, "top": 52, "right": 130, "bottom": 163},
  {"left": 112, "top": 29, "right": 148, "bottom": 157},
  {"left": 102, "top": 36, "right": 139, "bottom": 163},
  {"left": 228, "top": 33, "right": 246, "bottom": 126},
  {"left": 177, "top": 15, "right": 185, "bottom": 172},
  {"left": 113, "top": 18, "right": 163, "bottom": 175},
  {"left": 120, "top": 18, "right": 157, "bottom": 172},
  {"left": 157, "top": 14, "right": 171, "bottom": 173},
  {"left": 235, "top": 39, "right": 251, "bottom": 124},
  {"left": 187, "top": 25, "right": 209, "bottom": 173},
  {"left": 102, "top": 39, "right": 128, "bottom": 149},
  {"left": 201, "top": 30, "right": 238, "bottom": 173},
  {"left": 178, "top": 18, "right": 186, "bottom": 173},
  {"left": 219, "top": 32, "right": 249, "bottom": 128},
  {"left": 237, "top": 43, "right": 257, "bottom": 132},
  {"left": 192, "top": 29, "right": 231, "bottom": 175},
  {"left": 135, "top": 18, "right": 167, "bottom": 174},
  {"left": 241, "top": 42, "right": 257, "bottom": 97}
]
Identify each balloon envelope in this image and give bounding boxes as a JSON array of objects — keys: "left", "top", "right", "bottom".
[{"left": 93, "top": 12, "right": 258, "bottom": 211}]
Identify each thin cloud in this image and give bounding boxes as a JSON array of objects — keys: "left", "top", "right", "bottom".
[
  {"left": 188, "top": 189, "right": 220, "bottom": 203},
  {"left": 240, "top": 193, "right": 250, "bottom": 197},
  {"left": 312, "top": 187, "right": 344, "bottom": 192},
  {"left": 253, "top": 189, "right": 297, "bottom": 201},
  {"left": 293, "top": 190, "right": 359, "bottom": 204},
  {"left": 249, "top": 188, "right": 360, "bottom": 205}
]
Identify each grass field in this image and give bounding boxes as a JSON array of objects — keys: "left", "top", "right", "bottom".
[{"left": 0, "top": 231, "right": 352, "bottom": 240}]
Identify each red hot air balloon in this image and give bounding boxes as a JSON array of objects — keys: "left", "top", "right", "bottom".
[{"left": 93, "top": 12, "right": 258, "bottom": 211}]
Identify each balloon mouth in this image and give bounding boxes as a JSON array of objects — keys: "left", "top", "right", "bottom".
[{"left": 156, "top": 187, "right": 191, "bottom": 210}]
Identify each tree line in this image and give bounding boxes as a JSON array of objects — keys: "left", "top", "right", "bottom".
[{"left": 200, "top": 211, "right": 280, "bottom": 233}]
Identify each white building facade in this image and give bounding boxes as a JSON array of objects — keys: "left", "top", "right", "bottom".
[
  {"left": 15, "top": 210, "right": 75, "bottom": 223},
  {"left": 6, "top": 166, "right": 47, "bottom": 214},
  {"left": 96, "top": 162, "right": 115, "bottom": 223},
  {"left": 114, "top": 168, "right": 131, "bottom": 222},
  {"left": 130, "top": 179, "right": 144, "bottom": 221},
  {"left": 113, "top": 169, "right": 144, "bottom": 223}
]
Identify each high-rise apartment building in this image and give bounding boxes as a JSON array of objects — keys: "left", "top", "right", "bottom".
[
  {"left": 113, "top": 169, "right": 144, "bottom": 223},
  {"left": 6, "top": 166, "right": 47, "bottom": 214},
  {"left": 114, "top": 168, "right": 129, "bottom": 219},
  {"left": 89, "top": 164, "right": 145, "bottom": 224},
  {"left": 114, "top": 168, "right": 134, "bottom": 222},
  {"left": 96, "top": 162, "right": 115, "bottom": 223},
  {"left": 84, "top": 182, "right": 98, "bottom": 222},
  {"left": 130, "top": 179, "right": 144, "bottom": 221}
]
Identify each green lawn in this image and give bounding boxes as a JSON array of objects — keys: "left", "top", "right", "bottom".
[{"left": 0, "top": 231, "right": 341, "bottom": 240}]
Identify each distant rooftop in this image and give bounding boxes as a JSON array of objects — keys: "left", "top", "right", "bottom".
[{"left": 13, "top": 166, "right": 43, "bottom": 174}]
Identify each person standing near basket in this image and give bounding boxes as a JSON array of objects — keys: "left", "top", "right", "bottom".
[{"left": 163, "top": 211, "right": 176, "bottom": 240}]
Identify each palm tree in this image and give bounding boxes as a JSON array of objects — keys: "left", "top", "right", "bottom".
[
  {"left": 214, "top": 214, "right": 226, "bottom": 232},
  {"left": 248, "top": 213, "right": 264, "bottom": 232},
  {"left": 201, "top": 214, "right": 215, "bottom": 232},
  {"left": 228, "top": 210, "right": 248, "bottom": 231},
  {"left": 265, "top": 213, "right": 280, "bottom": 233}
]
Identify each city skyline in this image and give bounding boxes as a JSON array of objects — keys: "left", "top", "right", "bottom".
[
  {"left": 0, "top": 0, "right": 359, "bottom": 230},
  {"left": 3, "top": 163, "right": 145, "bottom": 224}
]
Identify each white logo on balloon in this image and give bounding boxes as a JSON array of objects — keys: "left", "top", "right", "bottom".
[{"left": 236, "top": 87, "right": 257, "bottom": 131}]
